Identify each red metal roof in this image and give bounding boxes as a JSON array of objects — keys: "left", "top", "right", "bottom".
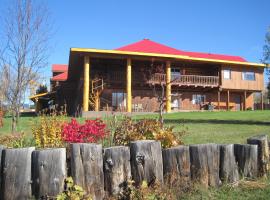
[
  {"left": 116, "top": 39, "right": 247, "bottom": 62},
  {"left": 52, "top": 64, "right": 68, "bottom": 72},
  {"left": 51, "top": 72, "right": 68, "bottom": 81}
]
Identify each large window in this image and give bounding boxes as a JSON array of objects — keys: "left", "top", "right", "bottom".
[
  {"left": 171, "top": 68, "right": 181, "bottom": 80},
  {"left": 223, "top": 69, "right": 231, "bottom": 79},
  {"left": 242, "top": 71, "right": 255, "bottom": 81},
  {"left": 192, "top": 94, "right": 206, "bottom": 105},
  {"left": 112, "top": 92, "right": 126, "bottom": 108}
]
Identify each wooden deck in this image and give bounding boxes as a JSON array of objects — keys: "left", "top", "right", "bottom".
[{"left": 149, "top": 73, "right": 219, "bottom": 87}]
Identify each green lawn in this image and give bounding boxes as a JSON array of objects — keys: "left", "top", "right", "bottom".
[{"left": 1, "top": 110, "right": 270, "bottom": 145}]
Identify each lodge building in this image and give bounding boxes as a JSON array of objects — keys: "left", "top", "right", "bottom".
[{"left": 34, "top": 39, "right": 265, "bottom": 115}]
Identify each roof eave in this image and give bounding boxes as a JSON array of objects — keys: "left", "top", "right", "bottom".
[{"left": 70, "top": 47, "right": 265, "bottom": 67}]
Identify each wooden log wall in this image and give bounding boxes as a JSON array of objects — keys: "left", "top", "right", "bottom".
[{"left": 0, "top": 135, "right": 268, "bottom": 199}]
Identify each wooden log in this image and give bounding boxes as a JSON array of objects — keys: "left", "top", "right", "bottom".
[
  {"left": 0, "top": 147, "right": 35, "bottom": 200},
  {"left": 247, "top": 135, "right": 269, "bottom": 177},
  {"left": 70, "top": 143, "right": 104, "bottom": 200},
  {"left": 0, "top": 145, "right": 5, "bottom": 187},
  {"left": 162, "top": 146, "right": 190, "bottom": 185},
  {"left": 32, "top": 148, "right": 66, "bottom": 199},
  {"left": 189, "top": 144, "right": 220, "bottom": 187},
  {"left": 234, "top": 144, "right": 258, "bottom": 178},
  {"left": 219, "top": 144, "right": 239, "bottom": 183},
  {"left": 130, "top": 140, "right": 163, "bottom": 186},
  {"left": 103, "top": 146, "right": 131, "bottom": 196}
]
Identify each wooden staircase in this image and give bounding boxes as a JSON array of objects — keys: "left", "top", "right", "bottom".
[{"left": 89, "top": 78, "right": 106, "bottom": 111}]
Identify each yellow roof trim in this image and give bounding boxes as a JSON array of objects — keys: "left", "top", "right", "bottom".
[
  {"left": 29, "top": 92, "right": 49, "bottom": 100},
  {"left": 71, "top": 48, "right": 265, "bottom": 67}
]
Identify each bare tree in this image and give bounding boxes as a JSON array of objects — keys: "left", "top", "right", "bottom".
[
  {"left": 0, "top": 0, "right": 52, "bottom": 132},
  {"left": 143, "top": 62, "right": 179, "bottom": 125},
  {"left": 263, "top": 26, "right": 270, "bottom": 65}
]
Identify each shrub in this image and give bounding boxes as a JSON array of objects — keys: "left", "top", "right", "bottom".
[
  {"left": 0, "top": 132, "right": 34, "bottom": 148},
  {"left": 32, "top": 114, "right": 66, "bottom": 148},
  {"left": 57, "top": 177, "right": 92, "bottom": 200},
  {"left": 62, "top": 118, "right": 107, "bottom": 143},
  {"left": 113, "top": 117, "right": 185, "bottom": 148}
]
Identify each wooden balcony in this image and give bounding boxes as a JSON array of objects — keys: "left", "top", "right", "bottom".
[{"left": 149, "top": 73, "right": 219, "bottom": 87}]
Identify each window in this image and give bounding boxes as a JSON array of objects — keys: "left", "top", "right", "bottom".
[
  {"left": 192, "top": 94, "right": 206, "bottom": 105},
  {"left": 242, "top": 71, "right": 255, "bottom": 81},
  {"left": 112, "top": 92, "right": 126, "bottom": 108},
  {"left": 223, "top": 69, "right": 231, "bottom": 79},
  {"left": 171, "top": 68, "right": 181, "bottom": 80}
]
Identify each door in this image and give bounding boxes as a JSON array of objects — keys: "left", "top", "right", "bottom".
[{"left": 235, "top": 95, "right": 241, "bottom": 111}]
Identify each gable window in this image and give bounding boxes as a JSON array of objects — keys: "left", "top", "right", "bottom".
[
  {"left": 192, "top": 94, "right": 206, "bottom": 105},
  {"left": 242, "top": 72, "right": 255, "bottom": 81},
  {"left": 223, "top": 69, "right": 231, "bottom": 80},
  {"left": 171, "top": 68, "right": 181, "bottom": 80}
]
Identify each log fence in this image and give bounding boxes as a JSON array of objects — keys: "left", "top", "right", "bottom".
[{"left": 0, "top": 135, "right": 269, "bottom": 200}]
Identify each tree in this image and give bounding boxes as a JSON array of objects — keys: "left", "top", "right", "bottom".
[
  {"left": 263, "top": 26, "right": 270, "bottom": 65},
  {"left": 0, "top": 0, "right": 52, "bottom": 132}
]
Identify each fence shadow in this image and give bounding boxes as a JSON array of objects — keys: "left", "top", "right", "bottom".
[{"left": 164, "top": 119, "right": 270, "bottom": 126}]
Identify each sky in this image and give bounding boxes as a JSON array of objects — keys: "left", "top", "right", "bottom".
[{"left": 1, "top": 0, "right": 270, "bottom": 85}]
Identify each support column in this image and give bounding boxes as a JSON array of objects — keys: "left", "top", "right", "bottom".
[
  {"left": 217, "top": 91, "right": 220, "bottom": 110},
  {"left": 83, "top": 56, "right": 90, "bottom": 112},
  {"left": 261, "top": 92, "right": 264, "bottom": 110},
  {"left": 227, "top": 90, "right": 230, "bottom": 111},
  {"left": 166, "top": 61, "right": 171, "bottom": 113},
  {"left": 126, "top": 58, "right": 132, "bottom": 112},
  {"left": 244, "top": 91, "right": 247, "bottom": 111}
]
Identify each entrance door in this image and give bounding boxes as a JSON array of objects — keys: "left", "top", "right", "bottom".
[{"left": 235, "top": 95, "right": 241, "bottom": 111}]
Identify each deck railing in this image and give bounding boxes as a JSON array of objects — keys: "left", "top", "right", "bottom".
[{"left": 149, "top": 73, "right": 219, "bottom": 87}]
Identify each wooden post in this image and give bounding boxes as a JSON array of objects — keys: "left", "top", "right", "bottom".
[
  {"left": 126, "top": 58, "right": 132, "bottom": 112},
  {"left": 261, "top": 92, "right": 264, "bottom": 110},
  {"left": 227, "top": 90, "right": 230, "bottom": 111},
  {"left": 103, "top": 146, "right": 131, "bottom": 196},
  {"left": 130, "top": 140, "right": 163, "bottom": 186},
  {"left": 162, "top": 146, "right": 190, "bottom": 185},
  {"left": 70, "top": 143, "right": 104, "bottom": 200},
  {"left": 219, "top": 144, "right": 239, "bottom": 183},
  {"left": 247, "top": 135, "right": 269, "bottom": 177},
  {"left": 234, "top": 144, "right": 258, "bottom": 178},
  {"left": 32, "top": 148, "right": 67, "bottom": 199},
  {"left": 83, "top": 56, "right": 90, "bottom": 112},
  {"left": 217, "top": 91, "right": 220, "bottom": 110},
  {"left": 244, "top": 91, "right": 247, "bottom": 111},
  {"left": 94, "top": 92, "right": 100, "bottom": 112},
  {"left": 189, "top": 144, "right": 220, "bottom": 187},
  {"left": 0, "top": 147, "right": 35, "bottom": 200},
  {"left": 166, "top": 61, "right": 171, "bottom": 113}
]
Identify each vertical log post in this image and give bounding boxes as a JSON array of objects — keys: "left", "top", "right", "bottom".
[
  {"left": 227, "top": 90, "right": 230, "bottom": 111},
  {"left": 0, "top": 147, "right": 35, "bottom": 200},
  {"left": 219, "top": 144, "right": 239, "bottom": 183},
  {"left": 234, "top": 144, "right": 258, "bottom": 178},
  {"left": 189, "top": 144, "right": 220, "bottom": 187},
  {"left": 103, "top": 146, "right": 131, "bottom": 196},
  {"left": 244, "top": 91, "right": 247, "bottom": 111},
  {"left": 261, "top": 92, "right": 264, "bottom": 110},
  {"left": 130, "top": 140, "right": 163, "bottom": 186},
  {"left": 217, "top": 90, "right": 220, "bottom": 110},
  {"left": 126, "top": 58, "right": 132, "bottom": 112},
  {"left": 247, "top": 135, "right": 269, "bottom": 177},
  {"left": 70, "top": 143, "right": 104, "bottom": 200},
  {"left": 83, "top": 56, "right": 90, "bottom": 112},
  {"left": 162, "top": 146, "right": 190, "bottom": 186},
  {"left": 32, "top": 148, "right": 66, "bottom": 199},
  {"left": 166, "top": 61, "right": 171, "bottom": 113}
]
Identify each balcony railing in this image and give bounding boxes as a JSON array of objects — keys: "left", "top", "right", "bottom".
[{"left": 149, "top": 73, "right": 219, "bottom": 87}]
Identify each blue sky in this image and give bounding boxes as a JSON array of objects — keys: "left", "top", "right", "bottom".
[{"left": 1, "top": 0, "right": 270, "bottom": 82}]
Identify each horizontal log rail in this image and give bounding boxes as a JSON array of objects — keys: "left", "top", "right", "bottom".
[{"left": 149, "top": 73, "right": 219, "bottom": 87}]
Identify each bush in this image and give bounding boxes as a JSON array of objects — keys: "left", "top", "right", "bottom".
[
  {"left": 0, "top": 132, "right": 34, "bottom": 148},
  {"left": 113, "top": 117, "right": 185, "bottom": 148},
  {"left": 32, "top": 114, "right": 66, "bottom": 148},
  {"left": 62, "top": 118, "right": 107, "bottom": 143}
]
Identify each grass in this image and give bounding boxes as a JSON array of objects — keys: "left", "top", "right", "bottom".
[{"left": 1, "top": 110, "right": 270, "bottom": 145}]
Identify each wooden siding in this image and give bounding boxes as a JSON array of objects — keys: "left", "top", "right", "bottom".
[{"left": 221, "top": 65, "right": 264, "bottom": 91}]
